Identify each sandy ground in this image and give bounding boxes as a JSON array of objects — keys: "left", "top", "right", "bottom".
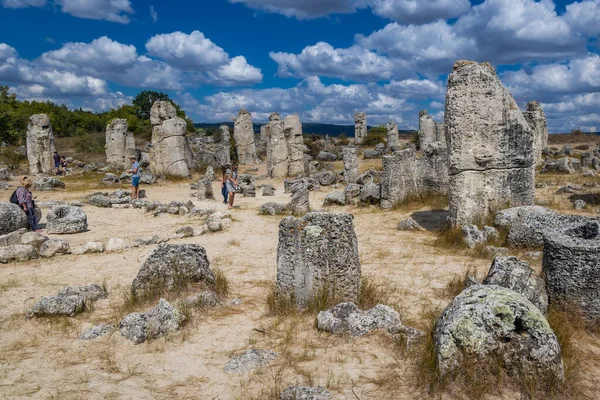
[{"left": 1, "top": 160, "right": 600, "bottom": 400}]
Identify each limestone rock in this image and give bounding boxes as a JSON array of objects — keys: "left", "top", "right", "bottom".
[
  {"left": 280, "top": 387, "right": 331, "bottom": 400},
  {"left": 131, "top": 244, "right": 215, "bottom": 296},
  {"left": 418, "top": 110, "right": 445, "bottom": 149},
  {"left": 88, "top": 194, "right": 112, "bottom": 208},
  {"left": 445, "top": 61, "right": 534, "bottom": 226},
  {"left": 224, "top": 349, "right": 278, "bottom": 375},
  {"left": 26, "top": 114, "right": 56, "bottom": 174},
  {"left": 19, "top": 232, "right": 47, "bottom": 249},
  {"left": 260, "top": 202, "right": 287, "bottom": 215},
  {"left": 397, "top": 218, "right": 423, "bottom": 231},
  {"left": 318, "top": 171, "right": 335, "bottom": 186},
  {"left": 34, "top": 177, "right": 65, "bottom": 191},
  {"left": 119, "top": 299, "right": 183, "bottom": 344},
  {"left": 323, "top": 191, "right": 345, "bottom": 207},
  {"left": 573, "top": 199, "right": 586, "bottom": 210},
  {"left": 39, "top": 239, "right": 70, "bottom": 257},
  {"left": 57, "top": 283, "right": 107, "bottom": 302},
  {"left": 522, "top": 101, "right": 548, "bottom": 166},
  {"left": 233, "top": 108, "right": 258, "bottom": 165},
  {"left": 0, "top": 228, "right": 27, "bottom": 247},
  {"left": 46, "top": 205, "right": 88, "bottom": 234},
  {"left": 434, "top": 285, "right": 563, "bottom": 380},
  {"left": 106, "top": 238, "right": 128, "bottom": 252},
  {"left": 0, "top": 244, "right": 37, "bottom": 263},
  {"left": 387, "top": 121, "right": 399, "bottom": 149},
  {"left": 284, "top": 114, "right": 305, "bottom": 176},
  {"left": 354, "top": 112, "right": 367, "bottom": 144},
  {"left": 261, "top": 184, "right": 275, "bottom": 196},
  {"left": 102, "top": 173, "right": 120, "bottom": 185},
  {"left": 342, "top": 147, "right": 358, "bottom": 184},
  {"left": 287, "top": 182, "right": 310, "bottom": 215},
  {"left": 105, "top": 118, "right": 135, "bottom": 169},
  {"left": 149, "top": 101, "right": 176, "bottom": 126},
  {"left": 184, "top": 290, "right": 220, "bottom": 308},
  {"left": 316, "top": 151, "right": 337, "bottom": 162},
  {"left": 0, "top": 203, "right": 28, "bottom": 235},
  {"left": 80, "top": 324, "right": 114, "bottom": 340},
  {"left": 277, "top": 213, "right": 360, "bottom": 307},
  {"left": 543, "top": 221, "right": 600, "bottom": 319},
  {"left": 541, "top": 157, "right": 575, "bottom": 174},
  {"left": 216, "top": 125, "right": 231, "bottom": 167},
  {"left": 72, "top": 241, "right": 105, "bottom": 255},
  {"left": 29, "top": 295, "right": 85, "bottom": 317},
  {"left": 196, "top": 178, "right": 214, "bottom": 200},
  {"left": 175, "top": 226, "right": 194, "bottom": 238},
  {"left": 484, "top": 256, "right": 548, "bottom": 314},
  {"left": 317, "top": 302, "right": 402, "bottom": 337}
]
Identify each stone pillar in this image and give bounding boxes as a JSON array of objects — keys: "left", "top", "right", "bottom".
[
  {"left": 149, "top": 101, "right": 193, "bottom": 177},
  {"left": 522, "top": 101, "right": 548, "bottom": 166},
  {"left": 284, "top": 114, "right": 305, "bottom": 177},
  {"left": 342, "top": 147, "right": 358, "bottom": 184},
  {"left": 26, "top": 114, "right": 55, "bottom": 175},
  {"left": 445, "top": 61, "right": 534, "bottom": 226},
  {"left": 277, "top": 212, "right": 361, "bottom": 307},
  {"left": 216, "top": 125, "right": 231, "bottom": 167},
  {"left": 105, "top": 118, "right": 135, "bottom": 170},
  {"left": 267, "top": 113, "right": 288, "bottom": 178},
  {"left": 418, "top": 110, "right": 438, "bottom": 149},
  {"left": 354, "top": 112, "right": 367, "bottom": 145},
  {"left": 386, "top": 121, "right": 399, "bottom": 149},
  {"left": 233, "top": 108, "right": 258, "bottom": 165}
]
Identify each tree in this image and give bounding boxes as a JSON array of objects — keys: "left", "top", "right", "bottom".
[
  {"left": 132, "top": 90, "right": 171, "bottom": 120},
  {"left": 0, "top": 85, "right": 20, "bottom": 144}
]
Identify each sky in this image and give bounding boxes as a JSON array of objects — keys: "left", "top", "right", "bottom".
[{"left": 0, "top": 0, "right": 599, "bottom": 132}]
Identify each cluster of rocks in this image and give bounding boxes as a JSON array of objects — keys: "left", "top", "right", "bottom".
[
  {"left": 260, "top": 179, "right": 313, "bottom": 216},
  {"left": 188, "top": 125, "right": 231, "bottom": 169},
  {"left": 87, "top": 189, "right": 145, "bottom": 208},
  {"left": 28, "top": 283, "right": 107, "bottom": 318},
  {"left": 461, "top": 225, "right": 498, "bottom": 248},
  {"left": 102, "top": 170, "right": 155, "bottom": 185},
  {"left": 34, "top": 176, "right": 65, "bottom": 191},
  {"left": 0, "top": 228, "right": 63, "bottom": 263}
]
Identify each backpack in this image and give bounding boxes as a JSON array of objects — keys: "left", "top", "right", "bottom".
[{"left": 9, "top": 189, "right": 19, "bottom": 205}]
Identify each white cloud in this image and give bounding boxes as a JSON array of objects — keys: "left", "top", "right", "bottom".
[
  {"left": 367, "top": 0, "right": 471, "bottom": 24},
  {"left": 208, "top": 56, "right": 263, "bottom": 86},
  {"left": 149, "top": 5, "right": 157, "bottom": 22},
  {"left": 1, "top": 0, "right": 45, "bottom": 8},
  {"left": 0, "top": 43, "right": 18, "bottom": 62},
  {"left": 146, "top": 31, "right": 230, "bottom": 71},
  {"left": 563, "top": 0, "right": 600, "bottom": 36},
  {"left": 229, "top": 0, "right": 356, "bottom": 19},
  {"left": 56, "top": 0, "right": 134, "bottom": 24},
  {"left": 270, "top": 42, "right": 406, "bottom": 81}
]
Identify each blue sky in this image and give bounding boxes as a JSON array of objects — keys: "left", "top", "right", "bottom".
[{"left": 1, "top": 0, "right": 599, "bottom": 132}]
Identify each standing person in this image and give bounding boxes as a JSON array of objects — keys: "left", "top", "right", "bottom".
[
  {"left": 16, "top": 177, "right": 42, "bottom": 232},
  {"left": 59, "top": 156, "right": 68, "bottom": 175},
  {"left": 53, "top": 151, "right": 60, "bottom": 175},
  {"left": 126, "top": 156, "right": 141, "bottom": 200},
  {"left": 221, "top": 165, "right": 229, "bottom": 204},
  {"left": 226, "top": 163, "right": 239, "bottom": 209}
]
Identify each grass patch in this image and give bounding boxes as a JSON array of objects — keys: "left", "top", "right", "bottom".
[
  {"left": 433, "top": 225, "right": 467, "bottom": 250},
  {"left": 391, "top": 193, "right": 448, "bottom": 212},
  {"left": 442, "top": 266, "right": 479, "bottom": 299}
]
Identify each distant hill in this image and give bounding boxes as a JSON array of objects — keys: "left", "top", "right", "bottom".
[{"left": 194, "top": 122, "right": 416, "bottom": 137}]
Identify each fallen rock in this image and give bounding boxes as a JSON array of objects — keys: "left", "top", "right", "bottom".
[
  {"left": 224, "top": 349, "right": 278, "bottom": 375},
  {"left": 262, "top": 184, "right": 275, "bottom": 196},
  {"left": 119, "top": 299, "right": 184, "bottom": 344},
  {"left": 483, "top": 246, "right": 509, "bottom": 258},
  {"left": 20, "top": 231, "right": 49, "bottom": 248},
  {"left": 175, "top": 226, "right": 194, "bottom": 238},
  {"left": 34, "top": 177, "right": 65, "bottom": 191},
  {"left": 39, "top": 239, "right": 71, "bottom": 257},
  {"left": 0, "top": 244, "right": 38, "bottom": 263},
  {"left": 280, "top": 386, "right": 332, "bottom": 400},
  {"left": 397, "top": 218, "right": 423, "bottom": 231},
  {"left": 29, "top": 295, "right": 85, "bottom": 317},
  {"left": 0, "top": 228, "right": 27, "bottom": 247},
  {"left": 259, "top": 202, "right": 287, "bottom": 215},
  {"left": 57, "top": 283, "right": 107, "bottom": 303},
  {"left": 573, "top": 199, "right": 586, "bottom": 210},
  {"left": 88, "top": 194, "right": 112, "bottom": 208},
  {"left": 80, "top": 324, "right": 114, "bottom": 340},
  {"left": 106, "top": 238, "right": 128, "bottom": 252},
  {"left": 323, "top": 191, "right": 345, "bottom": 207},
  {"left": 317, "top": 302, "right": 408, "bottom": 337},
  {"left": 184, "top": 290, "right": 220, "bottom": 308},
  {"left": 102, "top": 173, "right": 120, "bottom": 185},
  {"left": 0, "top": 202, "right": 28, "bottom": 235}
]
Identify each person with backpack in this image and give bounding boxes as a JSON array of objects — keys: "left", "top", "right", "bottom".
[
  {"left": 13, "top": 177, "right": 41, "bottom": 232},
  {"left": 53, "top": 151, "right": 61, "bottom": 175},
  {"left": 126, "top": 156, "right": 141, "bottom": 200}
]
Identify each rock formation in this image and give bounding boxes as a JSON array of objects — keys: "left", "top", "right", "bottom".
[
  {"left": 26, "top": 114, "right": 56, "bottom": 175},
  {"left": 445, "top": 61, "right": 534, "bottom": 226},
  {"left": 45, "top": 205, "right": 88, "bottom": 234},
  {"left": 149, "top": 101, "right": 193, "bottom": 177},
  {"left": 277, "top": 212, "right": 361, "bottom": 307},
  {"left": 380, "top": 142, "right": 448, "bottom": 208},
  {"left": 284, "top": 115, "right": 305, "bottom": 176},
  {"left": 216, "top": 125, "right": 231, "bottom": 166},
  {"left": 266, "top": 113, "right": 305, "bottom": 178},
  {"left": 343, "top": 147, "right": 358, "bottom": 184},
  {"left": 0, "top": 203, "right": 28, "bottom": 235},
  {"left": 233, "top": 108, "right": 258, "bottom": 164},
  {"left": 119, "top": 299, "right": 183, "bottom": 344},
  {"left": 354, "top": 112, "right": 367, "bottom": 145},
  {"left": 522, "top": 101, "right": 548, "bottom": 166},
  {"left": 105, "top": 118, "right": 135, "bottom": 169},
  {"left": 418, "top": 110, "right": 444, "bottom": 149},
  {"left": 386, "top": 121, "right": 399, "bottom": 149}
]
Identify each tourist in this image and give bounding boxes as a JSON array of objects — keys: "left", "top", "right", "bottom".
[
  {"left": 53, "top": 151, "right": 60, "bottom": 175},
  {"left": 226, "top": 163, "right": 239, "bottom": 209},
  {"left": 221, "top": 166, "right": 229, "bottom": 204},
  {"left": 16, "top": 177, "right": 41, "bottom": 232},
  {"left": 59, "top": 156, "right": 68, "bottom": 175},
  {"left": 127, "top": 156, "right": 141, "bottom": 199}
]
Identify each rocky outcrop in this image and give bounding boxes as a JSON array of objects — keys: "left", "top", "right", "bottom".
[
  {"left": 543, "top": 221, "right": 600, "bottom": 319},
  {"left": 0, "top": 203, "right": 28, "bottom": 235},
  {"left": 233, "top": 108, "right": 258, "bottom": 165},
  {"left": 445, "top": 61, "right": 534, "bottom": 226},
  {"left": 46, "top": 205, "right": 88, "bottom": 234},
  {"left": 149, "top": 101, "right": 193, "bottom": 177},
  {"left": 284, "top": 115, "right": 305, "bottom": 176},
  {"left": 131, "top": 244, "right": 215, "bottom": 296},
  {"left": 119, "top": 299, "right": 183, "bottom": 344},
  {"left": 26, "top": 114, "right": 56, "bottom": 175},
  {"left": 380, "top": 143, "right": 448, "bottom": 208},
  {"left": 343, "top": 147, "right": 358, "bottom": 184},
  {"left": 277, "top": 213, "right": 360, "bottom": 307},
  {"left": 105, "top": 118, "right": 135, "bottom": 169},
  {"left": 434, "top": 285, "right": 563, "bottom": 381},
  {"left": 266, "top": 113, "right": 305, "bottom": 178},
  {"left": 354, "top": 112, "right": 367, "bottom": 144},
  {"left": 522, "top": 101, "right": 548, "bottom": 166}
]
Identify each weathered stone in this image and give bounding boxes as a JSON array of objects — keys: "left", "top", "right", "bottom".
[
  {"left": 262, "top": 184, "right": 275, "bottom": 196},
  {"left": 175, "top": 226, "right": 194, "bottom": 238},
  {"left": 260, "top": 202, "right": 287, "bottom": 215},
  {"left": 216, "top": 125, "right": 231, "bottom": 167},
  {"left": 344, "top": 183, "right": 361, "bottom": 205},
  {"left": 380, "top": 143, "right": 448, "bottom": 208},
  {"left": 287, "top": 182, "right": 310, "bottom": 215},
  {"left": 573, "top": 199, "right": 586, "bottom": 210},
  {"left": 102, "top": 173, "right": 120, "bottom": 185},
  {"left": 0, "top": 181, "right": 11, "bottom": 190},
  {"left": 149, "top": 100, "right": 176, "bottom": 125},
  {"left": 543, "top": 221, "right": 600, "bottom": 319},
  {"left": 224, "top": 349, "right": 278, "bottom": 375},
  {"left": 57, "top": 283, "right": 107, "bottom": 302},
  {"left": 522, "top": 101, "right": 548, "bottom": 166},
  {"left": 105, "top": 118, "right": 135, "bottom": 169},
  {"left": 434, "top": 284, "right": 563, "bottom": 380},
  {"left": 39, "top": 239, "right": 70, "bottom": 257},
  {"left": 149, "top": 101, "right": 192, "bottom": 177},
  {"left": 0, "top": 203, "right": 28, "bottom": 235},
  {"left": 119, "top": 299, "right": 183, "bottom": 344},
  {"left": 446, "top": 61, "right": 534, "bottom": 226},
  {"left": 277, "top": 213, "right": 360, "bottom": 307},
  {"left": 483, "top": 246, "right": 509, "bottom": 258},
  {"left": 284, "top": 115, "right": 305, "bottom": 176},
  {"left": 34, "top": 177, "right": 65, "bottom": 191},
  {"left": 80, "top": 324, "right": 114, "bottom": 340},
  {"left": 88, "top": 194, "right": 112, "bottom": 208},
  {"left": 29, "top": 295, "right": 85, "bottom": 317},
  {"left": 0, "top": 228, "right": 27, "bottom": 247},
  {"left": 316, "top": 151, "right": 337, "bottom": 162},
  {"left": 131, "top": 244, "right": 215, "bottom": 295},
  {"left": 233, "top": 108, "right": 258, "bottom": 165},
  {"left": 280, "top": 387, "right": 331, "bottom": 400},
  {"left": 106, "top": 238, "right": 128, "bottom": 252},
  {"left": 318, "top": 171, "right": 335, "bottom": 186},
  {"left": 46, "top": 205, "right": 88, "bottom": 234},
  {"left": 323, "top": 191, "right": 345, "bottom": 207},
  {"left": 397, "top": 218, "right": 423, "bottom": 231},
  {"left": 71, "top": 241, "right": 105, "bottom": 255},
  {"left": 418, "top": 110, "right": 444, "bottom": 149},
  {"left": 317, "top": 302, "right": 402, "bottom": 337},
  {"left": 20, "top": 231, "right": 48, "bottom": 248},
  {"left": 387, "top": 121, "right": 399, "bottom": 149},
  {"left": 0, "top": 244, "right": 37, "bottom": 263},
  {"left": 354, "top": 112, "right": 367, "bottom": 144},
  {"left": 184, "top": 290, "right": 220, "bottom": 308},
  {"left": 26, "top": 114, "right": 56, "bottom": 175},
  {"left": 342, "top": 147, "right": 358, "bottom": 184},
  {"left": 197, "top": 178, "right": 214, "bottom": 200},
  {"left": 484, "top": 256, "right": 548, "bottom": 314}
]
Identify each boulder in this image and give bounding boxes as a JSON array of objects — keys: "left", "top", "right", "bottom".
[
  {"left": 541, "top": 157, "right": 575, "bottom": 174},
  {"left": 119, "top": 299, "right": 183, "bottom": 344},
  {"left": 46, "top": 205, "right": 88, "bottom": 234},
  {"left": 259, "top": 202, "right": 287, "bottom": 215},
  {"left": 262, "top": 184, "right": 275, "bottom": 196},
  {"left": 0, "top": 244, "right": 37, "bottom": 263},
  {"left": 88, "top": 194, "right": 112, "bottom": 208},
  {"left": 277, "top": 213, "right": 360, "bottom": 307},
  {"left": 317, "top": 302, "right": 403, "bottom": 337},
  {"left": 483, "top": 256, "right": 548, "bottom": 314},
  {"left": 39, "top": 239, "right": 70, "bottom": 257},
  {"left": 72, "top": 241, "right": 105, "bottom": 255},
  {"left": 0, "top": 228, "right": 27, "bottom": 247},
  {"left": 224, "top": 349, "right": 278, "bottom": 375},
  {"left": 196, "top": 178, "right": 214, "bottom": 200},
  {"left": 318, "top": 171, "right": 335, "bottom": 186},
  {"left": 140, "top": 171, "right": 156, "bottom": 185},
  {"left": 20, "top": 231, "right": 48, "bottom": 248},
  {"left": 573, "top": 199, "right": 586, "bottom": 210},
  {"left": 131, "top": 244, "right": 215, "bottom": 296},
  {"left": 29, "top": 295, "right": 85, "bottom": 317},
  {"left": 316, "top": 151, "right": 337, "bottom": 162},
  {"left": 34, "top": 177, "right": 65, "bottom": 191},
  {"left": 434, "top": 285, "right": 563, "bottom": 380},
  {"left": 102, "top": 173, "right": 120, "bottom": 185},
  {"left": 183, "top": 290, "right": 220, "bottom": 308},
  {"left": 287, "top": 182, "right": 310, "bottom": 215},
  {"left": 280, "top": 387, "right": 331, "bottom": 400},
  {"left": 397, "top": 218, "right": 424, "bottom": 231},
  {"left": 80, "top": 324, "right": 114, "bottom": 341},
  {"left": 57, "top": 283, "right": 107, "bottom": 302},
  {"left": 175, "top": 226, "right": 194, "bottom": 238},
  {"left": 106, "top": 238, "right": 128, "bottom": 252},
  {"left": 323, "top": 191, "right": 345, "bottom": 207}
]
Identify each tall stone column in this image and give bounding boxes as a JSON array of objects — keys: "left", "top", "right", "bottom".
[
  {"left": 386, "top": 121, "right": 399, "bottom": 149},
  {"left": 233, "top": 108, "right": 258, "bottom": 165},
  {"left": 354, "top": 112, "right": 367, "bottom": 144},
  {"left": 26, "top": 114, "right": 56, "bottom": 175},
  {"left": 105, "top": 118, "right": 135, "bottom": 169}
]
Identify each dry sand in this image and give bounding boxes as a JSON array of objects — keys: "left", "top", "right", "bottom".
[{"left": 1, "top": 160, "right": 600, "bottom": 400}]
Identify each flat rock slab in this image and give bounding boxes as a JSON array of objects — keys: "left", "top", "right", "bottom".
[
  {"left": 119, "top": 299, "right": 183, "bottom": 344},
  {"left": 224, "top": 349, "right": 278, "bottom": 375}
]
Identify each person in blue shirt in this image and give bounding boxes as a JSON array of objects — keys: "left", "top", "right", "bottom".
[{"left": 126, "top": 156, "right": 141, "bottom": 199}]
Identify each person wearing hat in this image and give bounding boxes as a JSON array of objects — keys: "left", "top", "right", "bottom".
[
  {"left": 16, "top": 176, "right": 42, "bottom": 232},
  {"left": 126, "top": 156, "right": 141, "bottom": 199}
]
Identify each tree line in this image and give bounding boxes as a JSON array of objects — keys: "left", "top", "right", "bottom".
[{"left": 0, "top": 86, "right": 193, "bottom": 145}]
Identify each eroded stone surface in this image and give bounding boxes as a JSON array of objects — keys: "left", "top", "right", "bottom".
[
  {"left": 119, "top": 299, "right": 183, "bottom": 344},
  {"left": 354, "top": 112, "right": 367, "bottom": 144},
  {"left": 224, "top": 349, "right": 278, "bottom": 374},
  {"left": 234, "top": 108, "right": 258, "bottom": 165},
  {"left": 105, "top": 118, "right": 135, "bottom": 169},
  {"left": 46, "top": 205, "right": 88, "bottom": 234},
  {"left": 27, "top": 114, "right": 56, "bottom": 175}
]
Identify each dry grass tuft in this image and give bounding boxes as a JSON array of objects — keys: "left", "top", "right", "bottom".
[
  {"left": 391, "top": 193, "right": 448, "bottom": 212},
  {"left": 433, "top": 225, "right": 467, "bottom": 250},
  {"left": 441, "top": 266, "right": 478, "bottom": 300},
  {"left": 0, "top": 278, "right": 21, "bottom": 292}
]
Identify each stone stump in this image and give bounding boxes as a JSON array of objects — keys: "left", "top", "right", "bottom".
[
  {"left": 26, "top": 114, "right": 56, "bottom": 175},
  {"left": 354, "top": 112, "right": 367, "bottom": 145},
  {"left": 343, "top": 147, "right": 358, "bottom": 184},
  {"left": 284, "top": 115, "right": 305, "bottom": 176},
  {"left": 233, "top": 108, "right": 258, "bottom": 165},
  {"left": 105, "top": 118, "right": 135, "bottom": 169},
  {"left": 522, "top": 101, "right": 548, "bottom": 167},
  {"left": 386, "top": 120, "right": 399, "bottom": 149}
]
